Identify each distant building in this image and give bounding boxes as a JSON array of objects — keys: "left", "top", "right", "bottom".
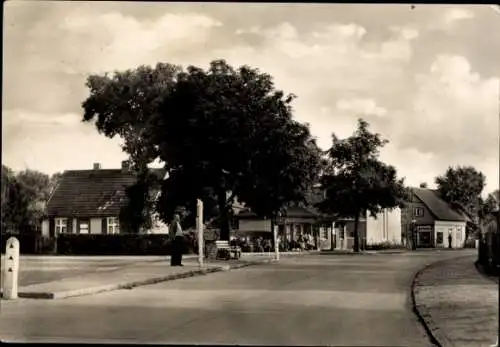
[{"left": 401, "top": 188, "right": 470, "bottom": 248}]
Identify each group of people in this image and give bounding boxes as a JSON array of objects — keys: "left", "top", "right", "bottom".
[{"left": 168, "top": 213, "right": 320, "bottom": 266}]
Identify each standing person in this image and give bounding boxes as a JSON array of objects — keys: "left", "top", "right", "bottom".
[{"left": 169, "top": 214, "right": 185, "bottom": 266}]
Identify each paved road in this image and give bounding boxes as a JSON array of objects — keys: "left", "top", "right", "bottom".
[
  {"left": 0, "top": 256, "right": 172, "bottom": 287},
  {"left": 0, "top": 250, "right": 474, "bottom": 345}
]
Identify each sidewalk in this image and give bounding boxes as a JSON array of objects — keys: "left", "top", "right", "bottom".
[
  {"left": 1, "top": 255, "right": 277, "bottom": 300},
  {"left": 413, "top": 254, "right": 498, "bottom": 347}
]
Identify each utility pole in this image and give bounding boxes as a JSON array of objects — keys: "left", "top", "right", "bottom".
[{"left": 196, "top": 199, "right": 204, "bottom": 268}]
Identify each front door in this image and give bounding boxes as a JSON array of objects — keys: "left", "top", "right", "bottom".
[{"left": 417, "top": 231, "right": 432, "bottom": 247}]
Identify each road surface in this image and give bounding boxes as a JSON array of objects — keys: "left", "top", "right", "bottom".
[
  {"left": 0, "top": 256, "right": 180, "bottom": 287},
  {"left": 0, "top": 251, "right": 473, "bottom": 345}
]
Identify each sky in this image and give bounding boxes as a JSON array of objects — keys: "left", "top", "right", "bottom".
[{"left": 3, "top": 2, "right": 500, "bottom": 194}]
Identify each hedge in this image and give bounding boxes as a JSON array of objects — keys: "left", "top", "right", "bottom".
[
  {"left": 55, "top": 234, "right": 194, "bottom": 255},
  {"left": 365, "top": 241, "right": 406, "bottom": 251},
  {"left": 1, "top": 233, "right": 54, "bottom": 254},
  {"left": 1, "top": 233, "right": 201, "bottom": 256}
]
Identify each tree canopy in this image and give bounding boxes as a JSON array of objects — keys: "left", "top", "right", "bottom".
[
  {"left": 1, "top": 166, "right": 57, "bottom": 234},
  {"left": 316, "top": 119, "right": 409, "bottom": 252},
  {"left": 478, "top": 189, "right": 499, "bottom": 228},
  {"left": 435, "top": 165, "right": 486, "bottom": 219},
  {"left": 82, "top": 60, "right": 322, "bottom": 239}
]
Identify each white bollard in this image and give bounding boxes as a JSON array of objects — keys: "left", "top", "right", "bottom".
[
  {"left": 273, "top": 225, "right": 280, "bottom": 261},
  {"left": 196, "top": 199, "right": 204, "bottom": 267},
  {"left": 3, "top": 237, "right": 20, "bottom": 300}
]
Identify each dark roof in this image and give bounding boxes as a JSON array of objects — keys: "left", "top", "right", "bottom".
[
  {"left": 236, "top": 208, "right": 259, "bottom": 219},
  {"left": 47, "top": 168, "right": 165, "bottom": 217},
  {"left": 412, "top": 188, "right": 470, "bottom": 222}
]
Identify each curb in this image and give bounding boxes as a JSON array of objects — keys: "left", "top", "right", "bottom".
[
  {"left": 4, "top": 258, "right": 277, "bottom": 300},
  {"left": 410, "top": 254, "right": 475, "bottom": 347}
]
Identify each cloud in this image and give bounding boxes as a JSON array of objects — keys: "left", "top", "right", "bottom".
[
  {"left": 3, "top": 3, "right": 498, "bottom": 194},
  {"left": 52, "top": 10, "right": 222, "bottom": 74},
  {"left": 377, "top": 54, "right": 499, "bottom": 189},
  {"left": 336, "top": 98, "right": 388, "bottom": 118},
  {"left": 389, "top": 26, "right": 419, "bottom": 40},
  {"left": 2, "top": 110, "right": 127, "bottom": 175},
  {"left": 444, "top": 7, "right": 474, "bottom": 23},
  {"left": 3, "top": 7, "right": 223, "bottom": 113}
]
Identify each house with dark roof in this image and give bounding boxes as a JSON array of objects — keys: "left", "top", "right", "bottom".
[
  {"left": 401, "top": 187, "right": 470, "bottom": 248},
  {"left": 41, "top": 162, "right": 168, "bottom": 237}
]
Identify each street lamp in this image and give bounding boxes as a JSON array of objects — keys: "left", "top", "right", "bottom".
[{"left": 273, "top": 211, "right": 282, "bottom": 261}]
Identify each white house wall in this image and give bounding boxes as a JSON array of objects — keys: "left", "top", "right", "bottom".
[
  {"left": 366, "top": 208, "right": 402, "bottom": 245},
  {"left": 434, "top": 220, "right": 466, "bottom": 248}
]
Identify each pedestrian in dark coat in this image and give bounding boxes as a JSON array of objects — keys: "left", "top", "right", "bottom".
[{"left": 169, "top": 214, "right": 185, "bottom": 266}]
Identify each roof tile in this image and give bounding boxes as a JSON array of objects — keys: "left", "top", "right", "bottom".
[
  {"left": 47, "top": 168, "right": 165, "bottom": 217},
  {"left": 412, "top": 188, "right": 470, "bottom": 222}
]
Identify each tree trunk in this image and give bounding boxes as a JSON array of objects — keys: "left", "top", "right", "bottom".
[
  {"left": 353, "top": 213, "right": 360, "bottom": 253},
  {"left": 218, "top": 189, "right": 230, "bottom": 241}
]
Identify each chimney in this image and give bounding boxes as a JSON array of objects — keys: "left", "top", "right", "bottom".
[
  {"left": 93, "top": 163, "right": 101, "bottom": 170},
  {"left": 121, "top": 160, "right": 130, "bottom": 172}
]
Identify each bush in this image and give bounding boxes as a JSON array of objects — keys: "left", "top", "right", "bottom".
[
  {"left": 365, "top": 241, "right": 405, "bottom": 251},
  {"left": 1, "top": 232, "right": 50, "bottom": 254},
  {"left": 55, "top": 234, "right": 197, "bottom": 256}
]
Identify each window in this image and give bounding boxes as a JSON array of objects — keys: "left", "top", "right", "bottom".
[
  {"left": 413, "top": 207, "right": 424, "bottom": 217},
  {"left": 79, "top": 219, "right": 90, "bottom": 234},
  {"left": 107, "top": 217, "right": 120, "bottom": 234},
  {"left": 55, "top": 218, "right": 68, "bottom": 234}
]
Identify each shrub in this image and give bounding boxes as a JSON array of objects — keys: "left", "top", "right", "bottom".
[
  {"left": 365, "top": 240, "right": 405, "bottom": 251},
  {"left": 55, "top": 234, "right": 184, "bottom": 256},
  {"left": 1, "top": 232, "right": 49, "bottom": 254}
]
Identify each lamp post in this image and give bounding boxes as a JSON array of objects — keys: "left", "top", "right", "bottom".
[{"left": 273, "top": 211, "right": 281, "bottom": 261}]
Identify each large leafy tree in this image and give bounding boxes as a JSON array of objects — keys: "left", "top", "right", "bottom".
[
  {"left": 316, "top": 119, "right": 409, "bottom": 253},
  {"left": 1, "top": 167, "right": 52, "bottom": 233},
  {"left": 83, "top": 63, "right": 182, "bottom": 234},
  {"left": 478, "top": 190, "right": 499, "bottom": 231},
  {"left": 82, "top": 60, "right": 322, "bottom": 240},
  {"left": 435, "top": 166, "right": 486, "bottom": 218}
]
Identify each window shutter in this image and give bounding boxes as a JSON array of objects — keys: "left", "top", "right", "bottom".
[
  {"left": 76, "top": 218, "right": 80, "bottom": 234},
  {"left": 49, "top": 218, "right": 55, "bottom": 238},
  {"left": 102, "top": 218, "right": 108, "bottom": 235},
  {"left": 68, "top": 218, "right": 74, "bottom": 234}
]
